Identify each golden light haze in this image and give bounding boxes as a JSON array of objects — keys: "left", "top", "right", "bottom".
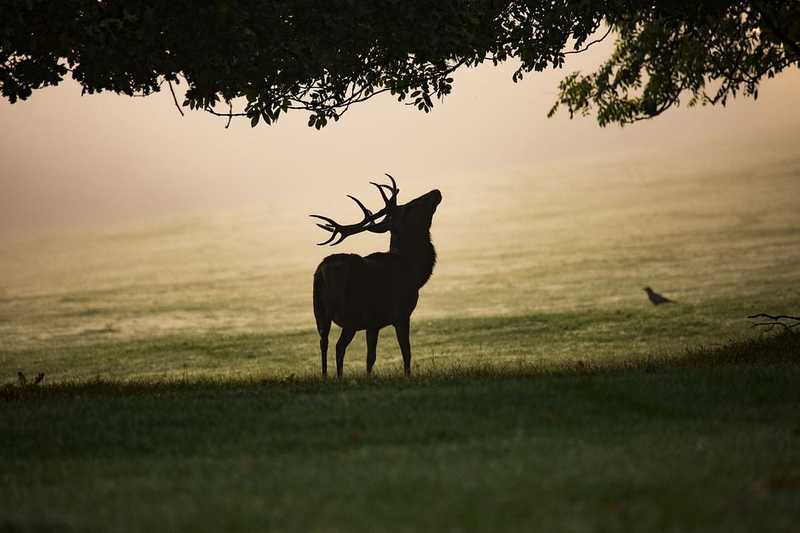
[
  {"left": 1, "top": 41, "right": 799, "bottom": 371},
  {"left": 1, "top": 46, "right": 799, "bottom": 240}
]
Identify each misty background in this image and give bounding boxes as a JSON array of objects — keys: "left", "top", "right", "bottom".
[
  {"left": 1, "top": 45, "right": 798, "bottom": 239},
  {"left": 0, "top": 31, "right": 798, "bottom": 376},
  {"left": 1, "top": 46, "right": 799, "bottom": 344}
]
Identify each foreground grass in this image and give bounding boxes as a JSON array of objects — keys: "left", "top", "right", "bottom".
[{"left": 2, "top": 334, "right": 799, "bottom": 533}]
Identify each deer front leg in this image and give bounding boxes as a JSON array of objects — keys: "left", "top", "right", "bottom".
[
  {"left": 335, "top": 328, "right": 356, "bottom": 378},
  {"left": 394, "top": 318, "right": 412, "bottom": 376},
  {"left": 366, "top": 328, "right": 379, "bottom": 374}
]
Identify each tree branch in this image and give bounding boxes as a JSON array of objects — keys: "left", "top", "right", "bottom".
[
  {"left": 564, "top": 26, "right": 613, "bottom": 55},
  {"left": 167, "top": 79, "right": 184, "bottom": 117},
  {"left": 225, "top": 100, "right": 233, "bottom": 129}
]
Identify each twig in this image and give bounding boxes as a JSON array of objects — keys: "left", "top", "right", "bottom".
[
  {"left": 205, "top": 108, "right": 248, "bottom": 118},
  {"left": 748, "top": 313, "right": 800, "bottom": 333},
  {"left": 564, "top": 26, "right": 613, "bottom": 55},
  {"left": 167, "top": 79, "right": 184, "bottom": 117},
  {"left": 748, "top": 313, "right": 800, "bottom": 322}
]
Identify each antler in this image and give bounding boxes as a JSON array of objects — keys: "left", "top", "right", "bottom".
[
  {"left": 370, "top": 173, "right": 398, "bottom": 210},
  {"left": 310, "top": 174, "right": 399, "bottom": 246}
]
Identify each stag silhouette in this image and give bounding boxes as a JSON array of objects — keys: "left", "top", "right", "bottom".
[{"left": 311, "top": 174, "right": 442, "bottom": 377}]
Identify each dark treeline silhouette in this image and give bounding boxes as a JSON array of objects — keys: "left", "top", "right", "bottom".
[{"left": 312, "top": 175, "right": 441, "bottom": 377}]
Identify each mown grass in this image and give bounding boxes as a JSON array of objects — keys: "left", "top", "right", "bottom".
[
  {"left": 2, "top": 289, "right": 797, "bottom": 382},
  {"left": 2, "top": 334, "right": 799, "bottom": 533}
]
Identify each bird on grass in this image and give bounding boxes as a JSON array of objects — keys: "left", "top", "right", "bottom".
[
  {"left": 16, "top": 371, "right": 45, "bottom": 386},
  {"left": 643, "top": 287, "right": 675, "bottom": 305}
]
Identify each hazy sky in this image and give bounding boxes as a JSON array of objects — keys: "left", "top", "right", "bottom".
[{"left": 1, "top": 44, "right": 799, "bottom": 238}]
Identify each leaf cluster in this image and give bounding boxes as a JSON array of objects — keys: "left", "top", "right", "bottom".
[
  {"left": 1, "top": 1, "right": 797, "bottom": 128},
  {"left": 0, "top": 0, "right": 605, "bottom": 126},
  {"left": 548, "top": 1, "right": 800, "bottom": 125}
]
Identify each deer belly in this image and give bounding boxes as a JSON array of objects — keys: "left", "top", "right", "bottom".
[{"left": 331, "top": 284, "right": 418, "bottom": 331}]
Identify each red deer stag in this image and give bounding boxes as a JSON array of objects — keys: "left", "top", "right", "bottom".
[{"left": 311, "top": 174, "right": 442, "bottom": 377}]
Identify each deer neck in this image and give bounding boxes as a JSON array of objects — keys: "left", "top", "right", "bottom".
[{"left": 389, "top": 231, "right": 437, "bottom": 288}]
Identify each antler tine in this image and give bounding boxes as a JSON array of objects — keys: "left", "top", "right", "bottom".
[
  {"left": 370, "top": 181, "right": 391, "bottom": 204},
  {"left": 309, "top": 214, "right": 339, "bottom": 245},
  {"left": 317, "top": 231, "right": 339, "bottom": 246},
  {"left": 370, "top": 173, "right": 399, "bottom": 207},
  {"left": 347, "top": 195, "right": 374, "bottom": 222},
  {"left": 384, "top": 173, "right": 398, "bottom": 194}
]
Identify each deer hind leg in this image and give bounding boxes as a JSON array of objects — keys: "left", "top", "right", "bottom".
[
  {"left": 335, "top": 328, "right": 356, "bottom": 378},
  {"left": 319, "top": 332, "right": 330, "bottom": 377},
  {"left": 366, "top": 328, "right": 379, "bottom": 375},
  {"left": 394, "top": 318, "right": 412, "bottom": 376},
  {"left": 313, "top": 271, "right": 332, "bottom": 377},
  {"left": 316, "top": 311, "right": 331, "bottom": 377}
]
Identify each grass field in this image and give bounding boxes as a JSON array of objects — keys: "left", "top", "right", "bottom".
[
  {"left": 2, "top": 335, "right": 800, "bottom": 533},
  {"left": 2, "top": 151, "right": 800, "bottom": 531}
]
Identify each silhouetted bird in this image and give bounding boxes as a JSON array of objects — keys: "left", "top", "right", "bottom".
[
  {"left": 644, "top": 287, "right": 674, "bottom": 305},
  {"left": 34, "top": 373, "right": 45, "bottom": 385},
  {"left": 17, "top": 371, "right": 27, "bottom": 386}
]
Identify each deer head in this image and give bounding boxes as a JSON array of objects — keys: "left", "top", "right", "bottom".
[{"left": 311, "top": 174, "right": 441, "bottom": 246}]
